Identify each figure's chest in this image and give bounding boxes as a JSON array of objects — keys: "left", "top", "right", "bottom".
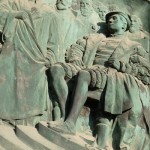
[
  {"left": 97, "top": 38, "right": 122, "bottom": 51},
  {"left": 96, "top": 38, "right": 122, "bottom": 58},
  {"left": 96, "top": 38, "right": 132, "bottom": 63}
]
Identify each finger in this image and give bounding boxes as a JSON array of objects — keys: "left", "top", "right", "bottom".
[
  {"left": 108, "top": 58, "right": 115, "bottom": 61},
  {"left": 76, "top": 61, "right": 79, "bottom": 66},
  {"left": 78, "top": 60, "right": 82, "bottom": 66},
  {"left": 107, "top": 63, "right": 113, "bottom": 66},
  {"left": 75, "top": 60, "right": 80, "bottom": 66},
  {"left": 107, "top": 61, "right": 114, "bottom": 64}
]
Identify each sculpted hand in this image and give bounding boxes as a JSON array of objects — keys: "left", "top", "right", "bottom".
[
  {"left": 15, "top": 11, "right": 29, "bottom": 20},
  {"left": 107, "top": 58, "right": 120, "bottom": 70}
]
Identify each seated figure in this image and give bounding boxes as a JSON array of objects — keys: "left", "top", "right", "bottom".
[{"left": 49, "top": 11, "right": 150, "bottom": 150}]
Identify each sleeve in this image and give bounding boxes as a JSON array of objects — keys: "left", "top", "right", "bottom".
[
  {"left": 65, "top": 37, "right": 87, "bottom": 68},
  {"left": 46, "top": 14, "right": 59, "bottom": 66}
]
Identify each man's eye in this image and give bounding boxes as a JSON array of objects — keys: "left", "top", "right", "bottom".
[{"left": 113, "top": 16, "right": 117, "bottom": 20}]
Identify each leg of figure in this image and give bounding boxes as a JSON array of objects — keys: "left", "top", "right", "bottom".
[
  {"left": 96, "top": 116, "right": 114, "bottom": 149},
  {"left": 66, "top": 70, "right": 91, "bottom": 125},
  {"left": 49, "top": 70, "right": 92, "bottom": 134},
  {"left": 50, "top": 64, "right": 68, "bottom": 120},
  {"left": 119, "top": 99, "right": 143, "bottom": 150}
]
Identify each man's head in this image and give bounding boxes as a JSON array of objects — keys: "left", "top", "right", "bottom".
[
  {"left": 80, "top": 0, "right": 93, "bottom": 16},
  {"left": 106, "top": 12, "right": 131, "bottom": 34},
  {"left": 96, "top": 4, "right": 108, "bottom": 21},
  {"left": 129, "top": 15, "right": 142, "bottom": 33},
  {"left": 56, "top": 0, "right": 72, "bottom": 10}
]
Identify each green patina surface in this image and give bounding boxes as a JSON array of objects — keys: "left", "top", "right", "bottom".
[{"left": 0, "top": 0, "right": 149, "bottom": 149}]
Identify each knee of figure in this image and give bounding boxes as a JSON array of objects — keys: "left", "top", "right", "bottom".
[
  {"left": 50, "top": 64, "right": 65, "bottom": 78},
  {"left": 97, "top": 118, "right": 111, "bottom": 126},
  {"left": 53, "top": 101, "right": 59, "bottom": 107},
  {"left": 78, "top": 70, "right": 90, "bottom": 82}
]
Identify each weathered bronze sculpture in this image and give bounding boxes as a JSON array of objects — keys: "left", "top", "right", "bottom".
[
  {"left": 0, "top": 0, "right": 57, "bottom": 124},
  {"left": 0, "top": 0, "right": 149, "bottom": 150}
]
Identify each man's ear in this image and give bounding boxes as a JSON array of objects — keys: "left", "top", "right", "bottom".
[{"left": 122, "top": 23, "right": 127, "bottom": 31}]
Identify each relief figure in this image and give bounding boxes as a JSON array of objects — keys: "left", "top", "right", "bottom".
[{"left": 48, "top": 11, "right": 150, "bottom": 150}]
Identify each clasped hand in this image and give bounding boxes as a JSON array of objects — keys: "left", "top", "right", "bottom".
[{"left": 106, "top": 58, "right": 120, "bottom": 70}]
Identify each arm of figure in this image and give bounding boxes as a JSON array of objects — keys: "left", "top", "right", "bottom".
[
  {"left": 66, "top": 37, "right": 87, "bottom": 68},
  {"left": 45, "top": 15, "right": 59, "bottom": 67},
  {"left": 45, "top": 49, "right": 56, "bottom": 68}
]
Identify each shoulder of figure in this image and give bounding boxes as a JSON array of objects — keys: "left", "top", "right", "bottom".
[{"left": 87, "top": 33, "right": 106, "bottom": 41}]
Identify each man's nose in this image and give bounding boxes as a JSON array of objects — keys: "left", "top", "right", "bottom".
[{"left": 108, "top": 18, "right": 113, "bottom": 23}]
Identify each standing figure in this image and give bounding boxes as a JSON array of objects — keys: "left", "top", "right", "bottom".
[
  {"left": 77, "top": 0, "right": 100, "bottom": 38},
  {"left": 53, "top": 0, "right": 80, "bottom": 62},
  {"left": 0, "top": 0, "right": 57, "bottom": 125}
]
